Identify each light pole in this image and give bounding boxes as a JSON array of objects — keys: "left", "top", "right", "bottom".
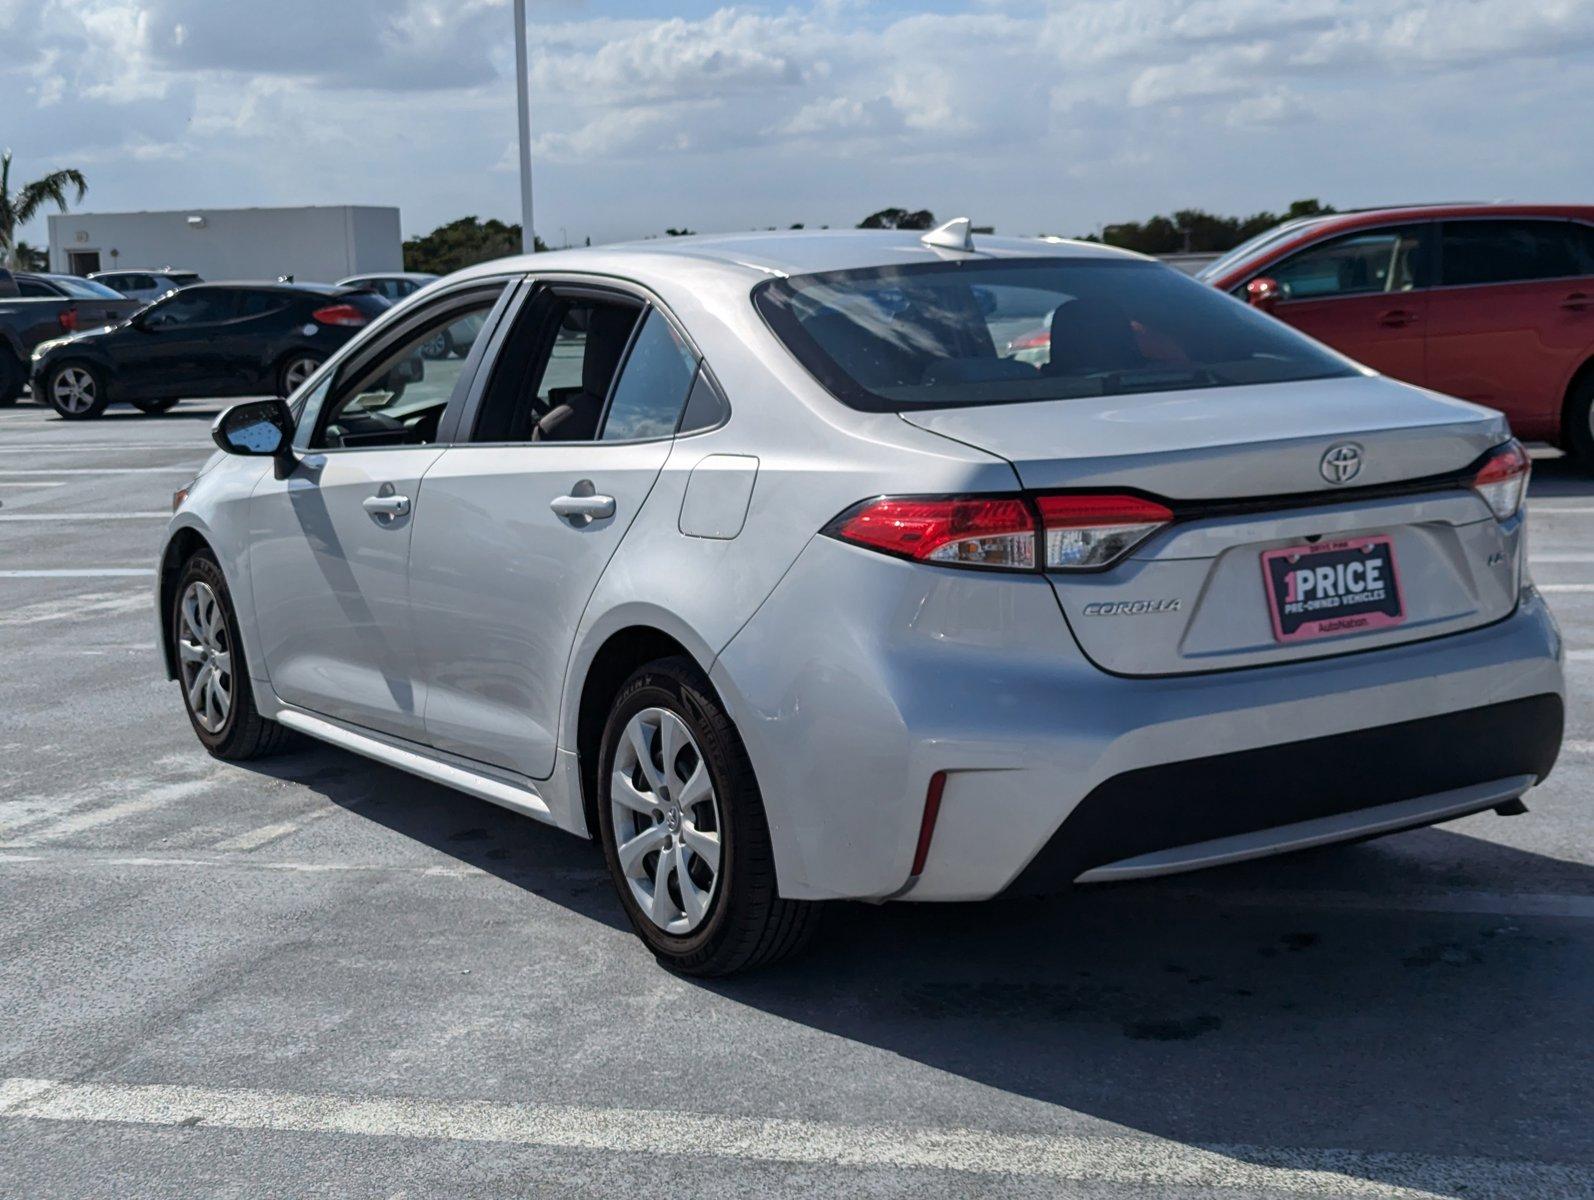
[{"left": 513, "top": 0, "right": 534, "bottom": 253}]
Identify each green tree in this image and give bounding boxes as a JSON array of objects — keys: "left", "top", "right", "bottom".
[
  {"left": 402, "top": 216, "right": 545, "bottom": 274},
  {"left": 11, "top": 240, "right": 48, "bottom": 271},
  {"left": 0, "top": 150, "right": 87, "bottom": 269},
  {"left": 1091, "top": 199, "right": 1336, "bottom": 255},
  {"left": 858, "top": 207, "right": 936, "bottom": 231}
]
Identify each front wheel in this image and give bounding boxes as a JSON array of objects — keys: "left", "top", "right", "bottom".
[
  {"left": 46, "top": 361, "right": 109, "bottom": 419},
  {"left": 132, "top": 397, "right": 180, "bottom": 414},
  {"left": 596, "top": 657, "right": 822, "bottom": 976},
  {"left": 172, "top": 552, "right": 289, "bottom": 760}
]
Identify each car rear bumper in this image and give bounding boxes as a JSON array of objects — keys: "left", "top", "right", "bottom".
[{"left": 712, "top": 536, "right": 1565, "bottom": 902}]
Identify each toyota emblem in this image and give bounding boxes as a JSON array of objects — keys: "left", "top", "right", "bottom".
[{"left": 1320, "top": 442, "right": 1363, "bottom": 484}]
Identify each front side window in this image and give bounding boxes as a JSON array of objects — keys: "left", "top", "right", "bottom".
[
  {"left": 143, "top": 289, "right": 236, "bottom": 327},
  {"left": 1441, "top": 219, "right": 1594, "bottom": 286},
  {"left": 311, "top": 288, "right": 505, "bottom": 449},
  {"left": 1266, "top": 227, "right": 1426, "bottom": 300},
  {"left": 600, "top": 310, "right": 698, "bottom": 441},
  {"left": 755, "top": 258, "right": 1355, "bottom": 413}
]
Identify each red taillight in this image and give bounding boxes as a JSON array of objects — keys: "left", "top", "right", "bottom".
[
  {"left": 311, "top": 303, "right": 369, "bottom": 327},
  {"left": 1471, "top": 439, "right": 1530, "bottom": 520},
  {"left": 826, "top": 496, "right": 1036, "bottom": 569},
  {"left": 826, "top": 492, "right": 1175, "bottom": 571},
  {"left": 1036, "top": 494, "right": 1174, "bottom": 569},
  {"left": 58, "top": 307, "right": 78, "bottom": 332}
]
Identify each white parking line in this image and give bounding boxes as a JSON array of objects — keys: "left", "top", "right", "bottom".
[
  {"left": 0, "top": 779, "right": 216, "bottom": 848},
  {"left": 0, "top": 512, "right": 169, "bottom": 521},
  {"left": 2, "top": 1076, "right": 1587, "bottom": 1196},
  {"left": 1538, "top": 584, "right": 1594, "bottom": 593},
  {"left": 0, "top": 568, "right": 154, "bottom": 578},
  {"left": 0, "top": 481, "right": 66, "bottom": 488},
  {"left": 1530, "top": 553, "right": 1594, "bottom": 563},
  {"left": 1567, "top": 649, "right": 1594, "bottom": 660},
  {"left": 0, "top": 467, "right": 199, "bottom": 475},
  {"left": 1529, "top": 505, "right": 1594, "bottom": 514},
  {"left": 0, "top": 444, "right": 209, "bottom": 452}
]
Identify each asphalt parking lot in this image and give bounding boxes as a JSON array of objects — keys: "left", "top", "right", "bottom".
[{"left": 0, "top": 399, "right": 1590, "bottom": 1199}]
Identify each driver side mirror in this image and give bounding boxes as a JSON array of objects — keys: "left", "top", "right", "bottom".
[
  {"left": 1246, "top": 277, "right": 1282, "bottom": 314},
  {"left": 212, "top": 398, "right": 297, "bottom": 478}
]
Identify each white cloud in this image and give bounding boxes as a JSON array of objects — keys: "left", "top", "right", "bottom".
[{"left": 1, "top": 2, "right": 1591, "bottom": 247}]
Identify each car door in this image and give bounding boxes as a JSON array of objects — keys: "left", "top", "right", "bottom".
[
  {"left": 121, "top": 287, "right": 240, "bottom": 397},
  {"left": 408, "top": 285, "right": 701, "bottom": 778},
  {"left": 1425, "top": 218, "right": 1594, "bottom": 440},
  {"left": 245, "top": 280, "right": 515, "bottom": 741},
  {"left": 1255, "top": 224, "right": 1432, "bottom": 385}
]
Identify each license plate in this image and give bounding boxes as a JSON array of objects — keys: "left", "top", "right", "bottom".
[{"left": 1261, "top": 535, "right": 1404, "bottom": 643}]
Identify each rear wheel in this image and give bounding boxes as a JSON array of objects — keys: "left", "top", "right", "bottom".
[
  {"left": 1566, "top": 372, "right": 1594, "bottom": 471},
  {"left": 596, "top": 657, "right": 822, "bottom": 976},
  {"left": 172, "top": 552, "right": 289, "bottom": 760},
  {"left": 276, "top": 352, "right": 323, "bottom": 398},
  {"left": 47, "top": 361, "right": 109, "bottom": 419},
  {"left": 132, "top": 397, "right": 180, "bottom": 414},
  {"left": 0, "top": 350, "right": 22, "bottom": 406}
]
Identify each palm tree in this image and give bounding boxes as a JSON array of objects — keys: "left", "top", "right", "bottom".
[{"left": 0, "top": 150, "right": 87, "bottom": 269}]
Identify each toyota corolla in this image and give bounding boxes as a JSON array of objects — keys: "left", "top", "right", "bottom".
[{"left": 157, "top": 224, "right": 1565, "bottom": 974}]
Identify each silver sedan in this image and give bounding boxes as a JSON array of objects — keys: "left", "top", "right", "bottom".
[{"left": 156, "top": 225, "right": 1565, "bottom": 974}]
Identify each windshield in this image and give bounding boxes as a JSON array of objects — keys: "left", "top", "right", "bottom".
[
  {"left": 51, "top": 276, "right": 125, "bottom": 299},
  {"left": 754, "top": 258, "right": 1356, "bottom": 413},
  {"left": 1194, "top": 220, "right": 1329, "bottom": 283}
]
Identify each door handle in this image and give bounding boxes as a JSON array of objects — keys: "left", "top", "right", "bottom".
[
  {"left": 1377, "top": 309, "right": 1419, "bottom": 328},
  {"left": 1561, "top": 292, "right": 1592, "bottom": 311},
  {"left": 550, "top": 493, "right": 616, "bottom": 521},
  {"left": 362, "top": 494, "right": 411, "bottom": 518}
]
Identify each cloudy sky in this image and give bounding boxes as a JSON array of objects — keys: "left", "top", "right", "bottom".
[{"left": 3, "top": 0, "right": 1592, "bottom": 249}]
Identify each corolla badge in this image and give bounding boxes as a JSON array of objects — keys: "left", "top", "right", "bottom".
[{"left": 1320, "top": 442, "right": 1363, "bottom": 485}]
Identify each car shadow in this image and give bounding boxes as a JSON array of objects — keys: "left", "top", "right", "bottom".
[
  {"left": 238, "top": 740, "right": 1591, "bottom": 1196},
  {"left": 1527, "top": 448, "right": 1594, "bottom": 497}
]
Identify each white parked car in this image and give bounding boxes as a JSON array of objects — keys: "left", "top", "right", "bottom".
[
  {"left": 89, "top": 268, "right": 204, "bottom": 302},
  {"left": 157, "top": 225, "right": 1565, "bottom": 974}
]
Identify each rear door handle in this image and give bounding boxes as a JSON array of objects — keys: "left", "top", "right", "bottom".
[
  {"left": 1561, "top": 292, "right": 1592, "bottom": 311},
  {"left": 550, "top": 493, "right": 616, "bottom": 521},
  {"left": 1377, "top": 309, "right": 1419, "bottom": 328},
  {"left": 362, "top": 494, "right": 410, "bottom": 518}
]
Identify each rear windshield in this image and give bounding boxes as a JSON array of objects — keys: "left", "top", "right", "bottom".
[
  {"left": 755, "top": 257, "right": 1356, "bottom": 413},
  {"left": 167, "top": 273, "right": 203, "bottom": 286}
]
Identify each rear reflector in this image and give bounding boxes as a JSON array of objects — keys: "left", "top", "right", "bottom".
[
  {"left": 1471, "top": 439, "right": 1530, "bottom": 520},
  {"left": 1036, "top": 494, "right": 1173, "bottom": 569},
  {"left": 826, "top": 496, "right": 1036, "bottom": 569},
  {"left": 910, "top": 771, "right": 948, "bottom": 877},
  {"left": 311, "top": 303, "right": 370, "bottom": 327}
]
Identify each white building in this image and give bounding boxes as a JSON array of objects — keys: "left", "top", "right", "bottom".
[{"left": 47, "top": 205, "right": 402, "bottom": 282}]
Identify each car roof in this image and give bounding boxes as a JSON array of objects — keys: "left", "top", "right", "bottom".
[
  {"left": 451, "top": 228, "right": 1144, "bottom": 288},
  {"left": 89, "top": 268, "right": 198, "bottom": 276},
  {"left": 182, "top": 280, "right": 347, "bottom": 295},
  {"left": 338, "top": 272, "right": 438, "bottom": 282}
]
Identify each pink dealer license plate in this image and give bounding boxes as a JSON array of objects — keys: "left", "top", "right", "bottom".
[{"left": 1261, "top": 535, "right": 1405, "bottom": 643}]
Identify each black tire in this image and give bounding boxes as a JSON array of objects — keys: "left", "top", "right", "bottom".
[
  {"left": 276, "top": 352, "right": 324, "bottom": 398},
  {"left": 596, "top": 656, "right": 822, "bottom": 976},
  {"left": 45, "top": 360, "right": 109, "bottom": 419},
  {"left": 1565, "top": 372, "right": 1594, "bottom": 469},
  {"left": 420, "top": 329, "right": 454, "bottom": 361},
  {"left": 131, "top": 396, "right": 180, "bottom": 414},
  {"left": 171, "top": 551, "right": 289, "bottom": 761},
  {"left": 0, "top": 350, "right": 22, "bottom": 406}
]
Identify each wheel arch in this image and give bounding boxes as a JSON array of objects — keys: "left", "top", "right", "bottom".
[
  {"left": 570, "top": 622, "right": 718, "bottom": 841},
  {"left": 157, "top": 525, "right": 218, "bottom": 680},
  {"left": 1560, "top": 354, "right": 1594, "bottom": 451}
]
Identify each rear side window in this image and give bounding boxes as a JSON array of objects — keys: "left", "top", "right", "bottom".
[
  {"left": 236, "top": 290, "right": 290, "bottom": 318},
  {"left": 1441, "top": 220, "right": 1594, "bottom": 286},
  {"left": 52, "top": 277, "right": 125, "bottom": 299},
  {"left": 755, "top": 258, "right": 1355, "bottom": 413},
  {"left": 17, "top": 279, "right": 55, "bottom": 297},
  {"left": 600, "top": 310, "right": 698, "bottom": 441},
  {"left": 143, "top": 289, "right": 238, "bottom": 327}
]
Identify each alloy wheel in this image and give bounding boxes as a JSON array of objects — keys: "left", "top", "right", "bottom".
[
  {"left": 52, "top": 367, "right": 97, "bottom": 414},
  {"left": 177, "top": 580, "right": 233, "bottom": 734},
  {"left": 282, "top": 356, "right": 320, "bottom": 393},
  {"left": 609, "top": 707, "right": 723, "bottom": 934}
]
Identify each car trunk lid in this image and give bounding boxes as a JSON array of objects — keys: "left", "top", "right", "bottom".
[{"left": 900, "top": 376, "right": 1522, "bottom": 675}]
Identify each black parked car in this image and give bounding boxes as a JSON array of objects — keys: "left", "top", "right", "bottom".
[
  {"left": 29, "top": 281, "right": 390, "bottom": 419},
  {"left": 0, "top": 273, "right": 142, "bottom": 405}
]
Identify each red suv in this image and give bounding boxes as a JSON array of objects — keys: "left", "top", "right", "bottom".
[{"left": 1197, "top": 205, "right": 1594, "bottom": 462}]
